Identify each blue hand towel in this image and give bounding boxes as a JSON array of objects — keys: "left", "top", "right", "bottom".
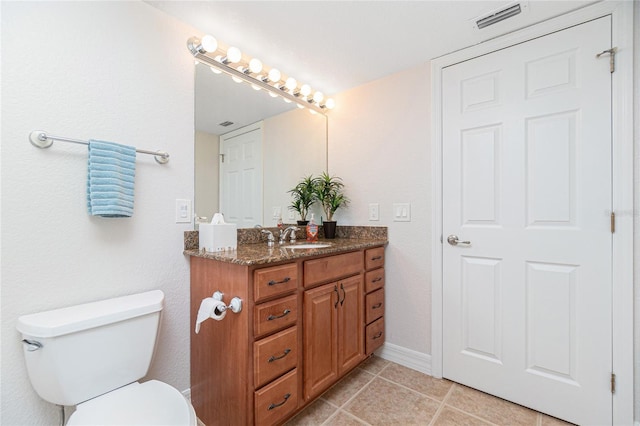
[{"left": 87, "top": 140, "right": 136, "bottom": 217}]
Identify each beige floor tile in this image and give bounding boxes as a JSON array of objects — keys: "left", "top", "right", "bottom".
[
  {"left": 285, "top": 399, "right": 337, "bottom": 426},
  {"left": 541, "top": 414, "right": 575, "bottom": 426},
  {"left": 321, "top": 368, "right": 375, "bottom": 406},
  {"left": 325, "top": 410, "right": 369, "bottom": 425},
  {"left": 357, "top": 355, "right": 389, "bottom": 375},
  {"left": 379, "top": 363, "right": 453, "bottom": 401},
  {"left": 432, "top": 406, "right": 494, "bottom": 426},
  {"left": 344, "top": 378, "right": 440, "bottom": 425},
  {"left": 446, "top": 384, "right": 538, "bottom": 426}
]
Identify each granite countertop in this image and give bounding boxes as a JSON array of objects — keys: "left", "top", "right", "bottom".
[{"left": 184, "top": 237, "right": 388, "bottom": 266}]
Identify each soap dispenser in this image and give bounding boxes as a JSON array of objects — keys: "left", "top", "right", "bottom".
[{"left": 306, "top": 213, "right": 318, "bottom": 242}]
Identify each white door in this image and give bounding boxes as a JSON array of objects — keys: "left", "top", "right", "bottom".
[
  {"left": 442, "top": 17, "right": 612, "bottom": 424},
  {"left": 219, "top": 123, "right": 263, "bottom": 228}
]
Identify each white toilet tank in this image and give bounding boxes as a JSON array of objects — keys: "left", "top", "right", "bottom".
[{"left": 17, "top": 290, "right": 164, "bottom": 406}]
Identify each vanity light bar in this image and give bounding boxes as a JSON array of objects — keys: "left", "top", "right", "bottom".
[{"left": 187, "top": 36, "right": 334, "bottom": 114}]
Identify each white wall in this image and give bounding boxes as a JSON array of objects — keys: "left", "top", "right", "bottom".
[
  {"left": 330, "top": 63, "right": 432, "bottom": 358},
  {"left": 1, "top": 2, "right": 195, "bottom": 424},
  {"left": 195, "top": 130, "right": 219, "bottom": 221},
  {"left": 633, "top": 3, "right": 640, "bottom": 422}
]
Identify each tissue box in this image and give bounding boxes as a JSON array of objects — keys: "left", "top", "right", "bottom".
[{"left": 199, "top": 222, "right": 237, "bottom": 252}]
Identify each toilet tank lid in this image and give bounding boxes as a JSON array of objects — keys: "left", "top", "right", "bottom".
[{"left": 17, "top": 290, "right": 164, "bottom": 338}]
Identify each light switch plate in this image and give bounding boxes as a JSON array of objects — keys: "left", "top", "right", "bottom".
[
  {"left": 272, "top": 206, "right": 282, "bottom": 220},
  {"left": 175, "top": 199, "right": 192, "bottom": 223},
  {"left": 393, "top": 203, "right": 411, "bottom": 222},
  {"left": 368, "top": 203, "right": 380, "bottom": 221}
]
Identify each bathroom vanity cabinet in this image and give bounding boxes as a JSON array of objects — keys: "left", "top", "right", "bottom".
[{"left": 189, "top": 243, "right": 385, "bottom": 426}]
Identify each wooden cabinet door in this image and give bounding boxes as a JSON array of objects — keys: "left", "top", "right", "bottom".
[
  {"left": 303, "top": 283, "right": 339, "bottom": 400},
  {"left": 337, "top": 274, "right": 364, "bottom": 374}
]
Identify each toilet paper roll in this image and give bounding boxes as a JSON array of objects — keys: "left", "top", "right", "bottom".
[{"left": 195, "top": 297, "right": 227, "bottom": 334}]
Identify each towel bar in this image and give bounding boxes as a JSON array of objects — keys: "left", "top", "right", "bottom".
[{"left": 29, "top": 130, "right": 170, "bottom": 164}]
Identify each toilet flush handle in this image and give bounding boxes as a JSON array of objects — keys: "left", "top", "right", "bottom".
[{"left": 22, "top": 339, "right": 43, "bottom": 351}]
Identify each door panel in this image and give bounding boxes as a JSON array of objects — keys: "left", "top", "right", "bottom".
[
  {"left": 219, "top": 124, "right": 263, "bottom": 228},
  {"left": 442, "top": 16, "right": 612, "bottom": 425}
]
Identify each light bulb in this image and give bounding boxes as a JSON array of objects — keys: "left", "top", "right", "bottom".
[
  {"left": 285, "top": 77, "right": 297, "bottom": 91},
  {"left": 249, "top": 58, "right": 263, "bottom": 74},
  {"left": 310, "top": 109, "right": 318, "bottom": 115},
  {"left": 226, "top": 47, "right": 242, "bottom": 63},
  {"left": 297, "top": 103, "right": 305, "bottom": 109},
  {"left": 300, "top": 84, "right": 311, "bottom": 97},
  {"left": 268, "top": 68, "right": 281, "bottom": 83},
  {"left": 269, "top": 91, "right": 278, "bottom": 98},
  {"left": 324, "top": 98, "right": 335, "bottom": 109},
  {"left": 283, "top": 98, "right": 292, "bottom": 103},
  {"left": 201, "top": 35, "right": 218, "bottom": 53},
  {"left": 232, "top": 75, "right": 243, "bottom": 83},
  {"left": 313, "top": 91, "right": 324, "bottom": 103},
  {"left": 210, "top": 66, "right": 222, "bottom": 75},
  {"left": 251, "top": 84, "right": 261, "bottom": 91}
]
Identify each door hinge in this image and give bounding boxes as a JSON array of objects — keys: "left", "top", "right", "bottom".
[
  {"left": 611, "top": 211, "right": 615, "bottom": 233},
  {"left": 611, "top": 372, "right": 616, "bottom": 394},
  {"left": 219, "top": 153, "right": 225, "bottom": 163},
  {"left": 596, "top": 47, "right": 617, "bottom": 73}
]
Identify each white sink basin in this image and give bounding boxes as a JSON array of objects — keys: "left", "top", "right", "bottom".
[{"left": 285, "top": 243, "right": 332, "bottom": 249}]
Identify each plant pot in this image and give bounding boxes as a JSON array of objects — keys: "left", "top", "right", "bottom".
[
  {"left": 323, "top": 221, "right": 337, "bottom": 239},
  {"left": 297, "top": 220, "right": 309, "bottom": 226}
]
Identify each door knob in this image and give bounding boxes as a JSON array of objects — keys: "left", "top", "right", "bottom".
[{"left": 447, "top": 235, "right": 471, "bottom": 246}]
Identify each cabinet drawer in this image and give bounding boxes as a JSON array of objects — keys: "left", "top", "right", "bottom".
[
  {"left": 254, "top": 327, "right": 298, "bottom": 389},
  {"left": 254, "top": 369, "right": 298, "bottom": 426},
  {"left": 366, "top": 317, "right": 385, "bottom": 355},
  {"left": 365, "top": 247, "right": 385, "bottom": 270},
  {"left": 304, "top": 251, "right": 363, "bottom": 287},
  {"left": 254, "top": 295, "right": 298, "bottom": 337},
  {"left": 365, "top": 288, "right": 385, "bottom": 325},
  {"left": 365, "top": 268, "right": 385, "bottom": 293},
  {"left": 254, "top": 263, "right": 298, "bottom": 302}
]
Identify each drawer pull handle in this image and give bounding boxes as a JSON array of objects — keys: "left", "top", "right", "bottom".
[
  {"left": 334, "top": 285, "right": 339, "bottom": 309},
  {"left": 268, "top": 277, "right": 291, "bottom": 286},
  {"left": 268, "top": 348, "right": 291, "bottom": 363},
  {"left": 267, "top": 309, "right": 291, "bottom": 321},
  {"left": 373, "top": 332, "right": 383, "bottom": 339},
  {"left": 268, "top": 393, "right": 291, "bottom": 410},
  {"left": 372, "top": 302, "right": 382, "bottom": 309},
  {"left": 340, "top": 283, "right": 346, "bottom": 306},
  {"left": 371, "top": 277, "right": 383, "bottom": 283},
  {"left": 371, "top": 255, "right": 383, "bottom": 261}
]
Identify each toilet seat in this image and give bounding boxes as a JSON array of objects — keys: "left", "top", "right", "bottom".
[{"left": 67, "top": 380, "right": 196, "bottom": 426}]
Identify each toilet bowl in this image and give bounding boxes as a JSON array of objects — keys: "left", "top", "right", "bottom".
[{"left": 17, "top": 290, "right": 196, "bottom": 426}]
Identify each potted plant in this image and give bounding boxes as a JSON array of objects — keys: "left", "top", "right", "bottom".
[
  {"left": 313, "top": 172, "right": 349, "bottom": 238},
  {"left": 287, "top": 175, "right": 317, "bottom": 225}
]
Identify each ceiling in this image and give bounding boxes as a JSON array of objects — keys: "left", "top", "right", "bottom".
[{"left": 147, "top": 0, "right": 596, "bottom": 133}]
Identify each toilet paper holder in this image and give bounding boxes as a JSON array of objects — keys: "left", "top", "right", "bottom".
[{"left": 212, "top": 291, "right": 242, "bottom": 314}]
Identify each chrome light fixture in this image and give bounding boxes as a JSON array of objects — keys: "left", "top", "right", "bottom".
[{"left": 187, "top": 35, "right": 334, "bottom": 114}]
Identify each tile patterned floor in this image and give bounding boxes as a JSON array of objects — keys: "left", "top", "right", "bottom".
[{"left": 286, "top": 356, "right": 573, "bottom": 426}]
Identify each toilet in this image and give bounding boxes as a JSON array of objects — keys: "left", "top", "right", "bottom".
[{"left": 17, "top": 290, "right": 196, "bottom": 425}]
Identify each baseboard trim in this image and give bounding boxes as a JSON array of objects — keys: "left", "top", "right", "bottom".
[{"left": 375, "top": 342, "right": 432, "bottom": 376}]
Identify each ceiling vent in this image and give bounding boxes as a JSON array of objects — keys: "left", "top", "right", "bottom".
[
  {"left": 474, "top": 2, "right": 525, "bottom": 29},
  {"left": 218, "top": 121, "right": 234, "bottom": 127}
]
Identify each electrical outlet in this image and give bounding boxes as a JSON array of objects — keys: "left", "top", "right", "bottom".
[
  {"left": 175, "top": 199, "right": 192, "bottom": 223},
  {"left": 368, "top": 203, "right": 379, "bottom": 221},
  {"left": 393, "top": 203, "right": 411, "bottom": 222}
]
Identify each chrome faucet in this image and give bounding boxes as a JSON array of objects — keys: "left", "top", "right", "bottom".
[
  {"left": 279, "top": 226, "right": 299, "bottom": 244},
  {"left": 261, "top": 229, "right": 275, "bottom": 247}
]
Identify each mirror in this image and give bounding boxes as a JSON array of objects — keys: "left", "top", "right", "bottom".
[{"left": 194, "top": 62, "right": 328, "bottom": 228}]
